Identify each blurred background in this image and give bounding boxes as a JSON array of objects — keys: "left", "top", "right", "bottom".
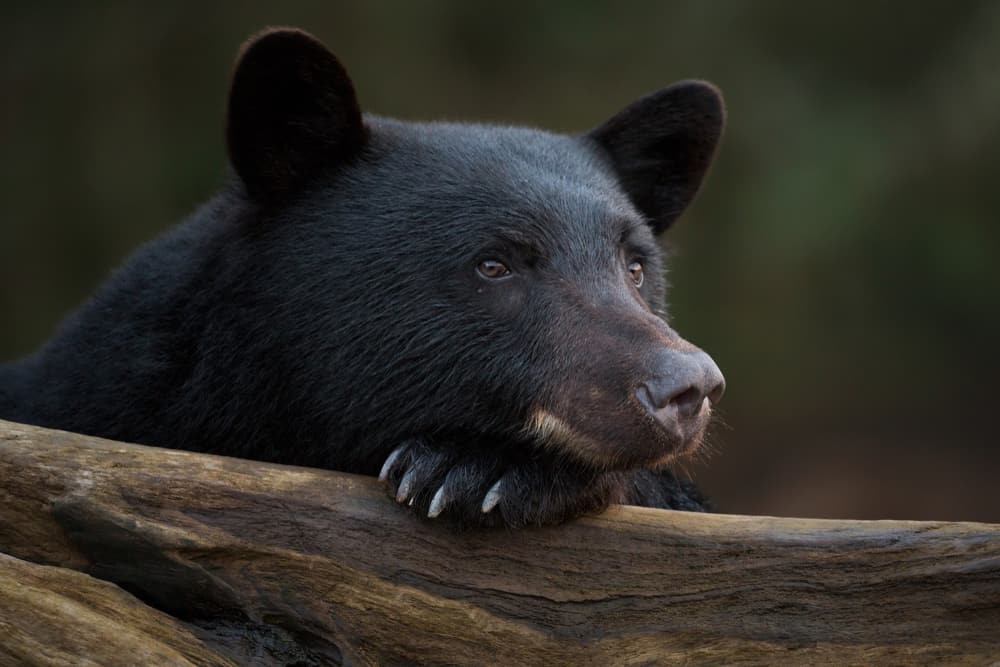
[{"left": 1, "top": 2, "right": 997, "bottom": 522}]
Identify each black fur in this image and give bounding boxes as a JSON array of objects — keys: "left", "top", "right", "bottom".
[{"left": 0, "top": 29, "right": 724, "bottom": 529}]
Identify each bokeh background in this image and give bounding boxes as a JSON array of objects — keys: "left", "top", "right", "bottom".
[{"left": 2, "top": 2, "right": 997, "bottom": 522}]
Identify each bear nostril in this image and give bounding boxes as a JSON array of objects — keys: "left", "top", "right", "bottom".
[
  {"left": 667, "top": 385, "right": 706, "bottom": 418},
  {"left": 637, "top": 380, "right": 705, "bottom": 420},
  {"left": 702, "top": 353, "right": 726, "bottom": 406},
  {"left": 707, "top": 378, "right": 726, "bottom": 406}
]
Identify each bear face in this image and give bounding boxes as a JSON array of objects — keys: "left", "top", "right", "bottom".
[
  {"left": 246, "top": 120, "right": 719, "bottom": 466},
  {"left": 0, "top": 28, "right": 725, "bottom": 528}
]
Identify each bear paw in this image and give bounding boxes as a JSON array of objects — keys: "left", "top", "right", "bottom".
[{"left": 378, "top": 437, "right": 624, "bottom": 529}]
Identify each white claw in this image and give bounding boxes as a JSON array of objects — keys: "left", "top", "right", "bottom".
[
  {"left": 379, "top": 446, "right": 405, "bottom": 482},
  {"left": 427, "top": 485, "right": 448, "bottom": 518},
  {"left": 481, "top": 479, "right": 503, "bottom": 514},
  {"left": 396, "top": 469, "right": 416, "bottom": 503}
]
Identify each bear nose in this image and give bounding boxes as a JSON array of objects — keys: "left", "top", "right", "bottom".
[{"left": 637, "top": 349, "right": 725, "bottom": 423}]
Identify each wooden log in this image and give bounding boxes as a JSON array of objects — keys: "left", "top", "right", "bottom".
[
  {"left": 0, "top": 553, "right": 234, "bottom": 667},
  {"left": 0, "top": 418, "right": 998, "bottom": 665}
]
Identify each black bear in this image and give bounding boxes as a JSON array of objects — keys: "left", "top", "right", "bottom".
[{"left": 0, "top": 28, "right": 726, "bottom": 529}]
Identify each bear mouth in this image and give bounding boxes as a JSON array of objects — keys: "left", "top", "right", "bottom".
[{"left": 524, "top": 403, "right": 711, "bottom": 470}]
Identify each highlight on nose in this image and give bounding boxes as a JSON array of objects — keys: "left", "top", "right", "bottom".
[{"left": 636, "top": 349, "right": 725, "bottom": 427}]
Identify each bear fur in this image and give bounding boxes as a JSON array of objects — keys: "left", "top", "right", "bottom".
[{"left": 0, "top": 29, "right": 726, "bottom": 528}]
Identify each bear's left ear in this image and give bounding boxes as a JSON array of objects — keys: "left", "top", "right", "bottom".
[
  {"left": 587, "top": 81, "right": 725, "bottom": 234},
  {"left": 227, "top": 28, "right": 367, "bottom": 202}
]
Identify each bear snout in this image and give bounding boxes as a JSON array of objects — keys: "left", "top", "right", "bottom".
[
  {"left": 636, "top": 348, "right": 726, "bottom": 421},
  {"left": 636, "top": 348, "right": 725, "bottom": 436}
]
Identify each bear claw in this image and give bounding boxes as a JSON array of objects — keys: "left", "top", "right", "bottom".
[
  {"left": 396, "top": 468, "right": 416, "bottom": 503},
  {"left": 481, "top": 479, "right": 503, "bottom": 513},
  {"left": 379, "top": 446, "right": 404, "bottom": 482},
  {"left": 427, "top": 485, "right": 448, "bottom": 518}
]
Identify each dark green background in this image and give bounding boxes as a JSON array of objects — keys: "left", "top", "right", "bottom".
[{"left": 2, "top": 2, "right": 997, "bottom": 521}]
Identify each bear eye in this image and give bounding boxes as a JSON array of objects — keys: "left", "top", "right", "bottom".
[
  {"left": 628, "top": 260, "right": 644, "bottom": 288},
  {"left": 477, "top": 259, "right": 511, "bottom": 280}
]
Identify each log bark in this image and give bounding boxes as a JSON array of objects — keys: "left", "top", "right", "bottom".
[{"left": 0, "top": 418, "right": 998, "bottom": 666}]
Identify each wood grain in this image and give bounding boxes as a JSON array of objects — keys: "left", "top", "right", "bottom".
[
  {"left": 1, "top": 419, "right": 998, "bottom": 665},
  {"left": 0, "top": 552, "right": 233, "bottom": 666}
]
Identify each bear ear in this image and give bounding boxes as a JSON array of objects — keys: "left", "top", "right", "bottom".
[
  {"left": 587, "top": 81, "right": 725, "bottom": 235},
  {"left": 226, "top": 28, "right": 366, "bottom": 201}
]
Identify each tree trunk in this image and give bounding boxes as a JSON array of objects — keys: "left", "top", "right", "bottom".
[{"left": 1, "top": 419, "right": 998, "bottom": 666}]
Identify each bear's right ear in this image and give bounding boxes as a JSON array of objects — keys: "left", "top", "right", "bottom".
[
  {"left": 227, "top": 28, "right": 366, "bottom": 201},
  {"left": 587, "top": 81, "right": 725, "bottom": 235}
]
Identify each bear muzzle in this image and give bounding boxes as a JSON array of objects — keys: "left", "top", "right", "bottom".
[{"left": 525, "top": 345, "right": 724, "bottom": 469}]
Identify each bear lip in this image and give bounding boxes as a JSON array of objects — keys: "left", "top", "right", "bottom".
[{"left": 526, "top": 402, "right": 709, "bottom": 470}]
